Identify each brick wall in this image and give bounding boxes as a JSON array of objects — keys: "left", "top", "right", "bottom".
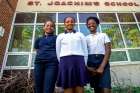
[{"left": 0, "top": 0, "right": 18, "bottom": 65}]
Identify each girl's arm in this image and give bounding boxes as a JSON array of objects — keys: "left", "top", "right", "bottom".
[
  {"left": 56, "top": 35, "right": 62, "bottom": 62},
  {"left": 34, "top": 38, "right": 40, "bottom": 51},
  {"left": 80, "top": 33, "right": 88, "bottom": 65},
  {"left": 96, "top": 33, "right": 111, "bottom": 74}
]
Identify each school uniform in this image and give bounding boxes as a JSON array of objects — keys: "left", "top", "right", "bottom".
[
  {"left": 34, "top": 34, "right": 58, "bottom": 93},
  {"left": 86, "top": 32, "right": 111, "bottom": 89},
  {"left": 56, "top": 31, "right": 88, "bottom": 89}
]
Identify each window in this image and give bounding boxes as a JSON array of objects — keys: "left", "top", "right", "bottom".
[
  {"left": 37, "top": 13, "right": 56, "bottom": 23},
  {"left": 4, "top": 12, "right": 140, "bottom": 71},
  {"left": 35, "top": 25, "right": 44, "bottom": 39},
  {"left": 121, "top": 24, "right": 140, "bottom": 48},
  {"left": 101, "top": 24, "right": 124, "bottom": 49},
  {"left": 8, "top": 25, "right": 33, "bottom": 52},
  {"left": 79, "top": 24, "right": 90, "bottom": 36},
  {"left": 6, "top": 55, "right": 29, "bottom": 66},
  {"left": 99, "top": 13, "right": 117, "bottom": 22},
  {"left": 135, "top": 13, "right": 140, "bottom": 22},
  {"left": 58, "top": 13, "right": 77, "bottom": 23},
  {"left": 110, "top": 51, "right": 128, "bottom": 62},
  {"left": 79, "top": 13, "right": 97, "bottom": 23},
  {"left": 129, "top": 49, "right": 140, "bottom": 61},
  {"left": 118, "top": 13, "right": 135, "bottom": 22},
  {"left": 15, "top": 13, "right": 35, "bottom": 23}
]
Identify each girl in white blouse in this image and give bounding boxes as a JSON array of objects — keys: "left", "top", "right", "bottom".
[
  {"left": 86, "top": 16, "right": 111, "bottom": 93},
  {"left": 56, "top": 16, "right": 88, "bottom": 93}
]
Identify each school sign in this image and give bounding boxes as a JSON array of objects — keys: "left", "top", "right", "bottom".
[{"left": 16, "top": 0, "right": 140, "bottom": 12}]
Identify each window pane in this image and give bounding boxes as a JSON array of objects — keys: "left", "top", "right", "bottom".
[
  {"left": 33, "top": 25, "right": 44, "bottom": 52},
  {"left": 58, "top": 24, "right": 78, "bottom": 34},
  {"left": 110, "top": 51, "right": 128, "bottom": 62},
  {"left": 15, "top": 13, "right": 35, "bottom": 23},
  {"left": 121, "top": 24, "right": 140, "bottom": 48},
  {"left": 118, "top": 13, "right": 135, "bottom": 22},
  {"left": 79, "top": 24, "right": 90, "bottom": 36},
  {"left": 135, "top": 13, "right": 140, "bottom": 22},
  {"left": 35, "top": 25, "right": 44, "bottom": 39},
  {"left": 129, "top": 49, "right": 140, "bottom": 61},
  {"left": 58, "top": 13, "right": 77, "bottom": 23},
  {"left": 8, "top": 25, "right": 33, "bottom": 52},
  {"left": 101, "top": 24, "right": 124, "bottom": 48},
  {"left": 99, "top": 13, "right": 117, "bottom": 22},
  {"left": 79, "top": 13, "right": 97, "bottom": 23},
  {"left": 37, "top": 13, "right": 56, "bottom": 23},
  {"left": 6, "top": 55, "right": 28, "bottom": 66}
]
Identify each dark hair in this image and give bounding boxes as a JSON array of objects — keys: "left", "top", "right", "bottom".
[
  {"left": 44, "top": 20, "right": 55, "bottom": 27},
  {"left": 86, "top": 16, "right": 100, "bottom": 25},
  {"left": 64, "top": 16, "right": 75, "bottom": 23}
]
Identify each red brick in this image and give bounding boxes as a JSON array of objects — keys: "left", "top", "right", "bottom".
[{"left": 0, "top": 0, "right": 18, "bottom": 64}]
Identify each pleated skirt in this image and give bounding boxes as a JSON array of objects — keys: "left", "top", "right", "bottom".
[{"left": 56, "top": 55, "right": 88, "bottom": 89}]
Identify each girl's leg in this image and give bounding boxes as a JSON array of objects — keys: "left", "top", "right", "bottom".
[
  {"left": 74, "top": 86, "right": 84, "bottom": 93},
  {"left": 101, "top": 88, "right": 111, "bottom": 93},
  {"left": 64, "top": 88, "right": 73, "bottom": 93},
  {"left": 94, "top": 87, "right": 102, "bottom": 93},
  {"left": 34, "top": 63, "right": 44, "bottom": 93},
  {"left": 44, "top": 63, "right": 58, "bottom": 93}
]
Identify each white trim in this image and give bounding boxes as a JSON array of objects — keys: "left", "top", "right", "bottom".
[
  {"left": 7, "top": 52, "right": 30, "bottom": 55},
  {"left": 100, "top": 23, "right": 119, "bottom": 24},
  {"left": 111, "top": 49, "right": 127, "bottom": 51},
  {"left": 57, "top": 23, "right": 79, "bottom": 25},
  {"left": 77, "top": 12, "right": 80, "bottom": 32},
  {"left": 14, "top": 23, "right": 34, "bottom": 25},
  {"left": 4, "top": 61, "right": 140, "bottom": 70},
  {"left": 116, "top": 13, "right": 127, "bottom": 48},
  {"left": 97, "top": 13, "right": 102, "bottom": 33},
  {"left": 28, "top": 12, "right": 37, "bottom": 69},
  {"left": 56, "top": 12, "right": 58, "bottom": 35},
  {"left": 112, "top": 47, "right": 140, "bottom": 50},
  {"left": 126, "top": 49, "right": 131, "bottom": 62},
  {"left": 4, "top": 66, "right": 30, "bottom": 70},
  {"left": 111, "top": 61, "right": 140, "bottom": 66}
]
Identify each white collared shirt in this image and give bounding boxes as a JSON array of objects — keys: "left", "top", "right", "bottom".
[
  {"left": 56, "top": 32, "right": 88, "bottom": 64},
  {"left": 86, "top": 32, "right": 110, "bottom": 55}
]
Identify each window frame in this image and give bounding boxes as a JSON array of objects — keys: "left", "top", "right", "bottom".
[{"left": 1, "top": 11, "right": 140, "bottom": 73}]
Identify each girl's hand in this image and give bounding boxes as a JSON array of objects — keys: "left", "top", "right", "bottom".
[
  {"left": 96, "top": 66, "right": 104, "bottom": 75},
  {"left": 87, "top": 67, "right": 97, "bottom": 76}
]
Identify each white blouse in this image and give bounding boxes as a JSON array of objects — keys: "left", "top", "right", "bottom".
[
  {"left": 56, "top": 32, "right": 88, "bottom": 64},
  {"left": 86, "top": 32, "right": 110, "bottom": 55}
]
